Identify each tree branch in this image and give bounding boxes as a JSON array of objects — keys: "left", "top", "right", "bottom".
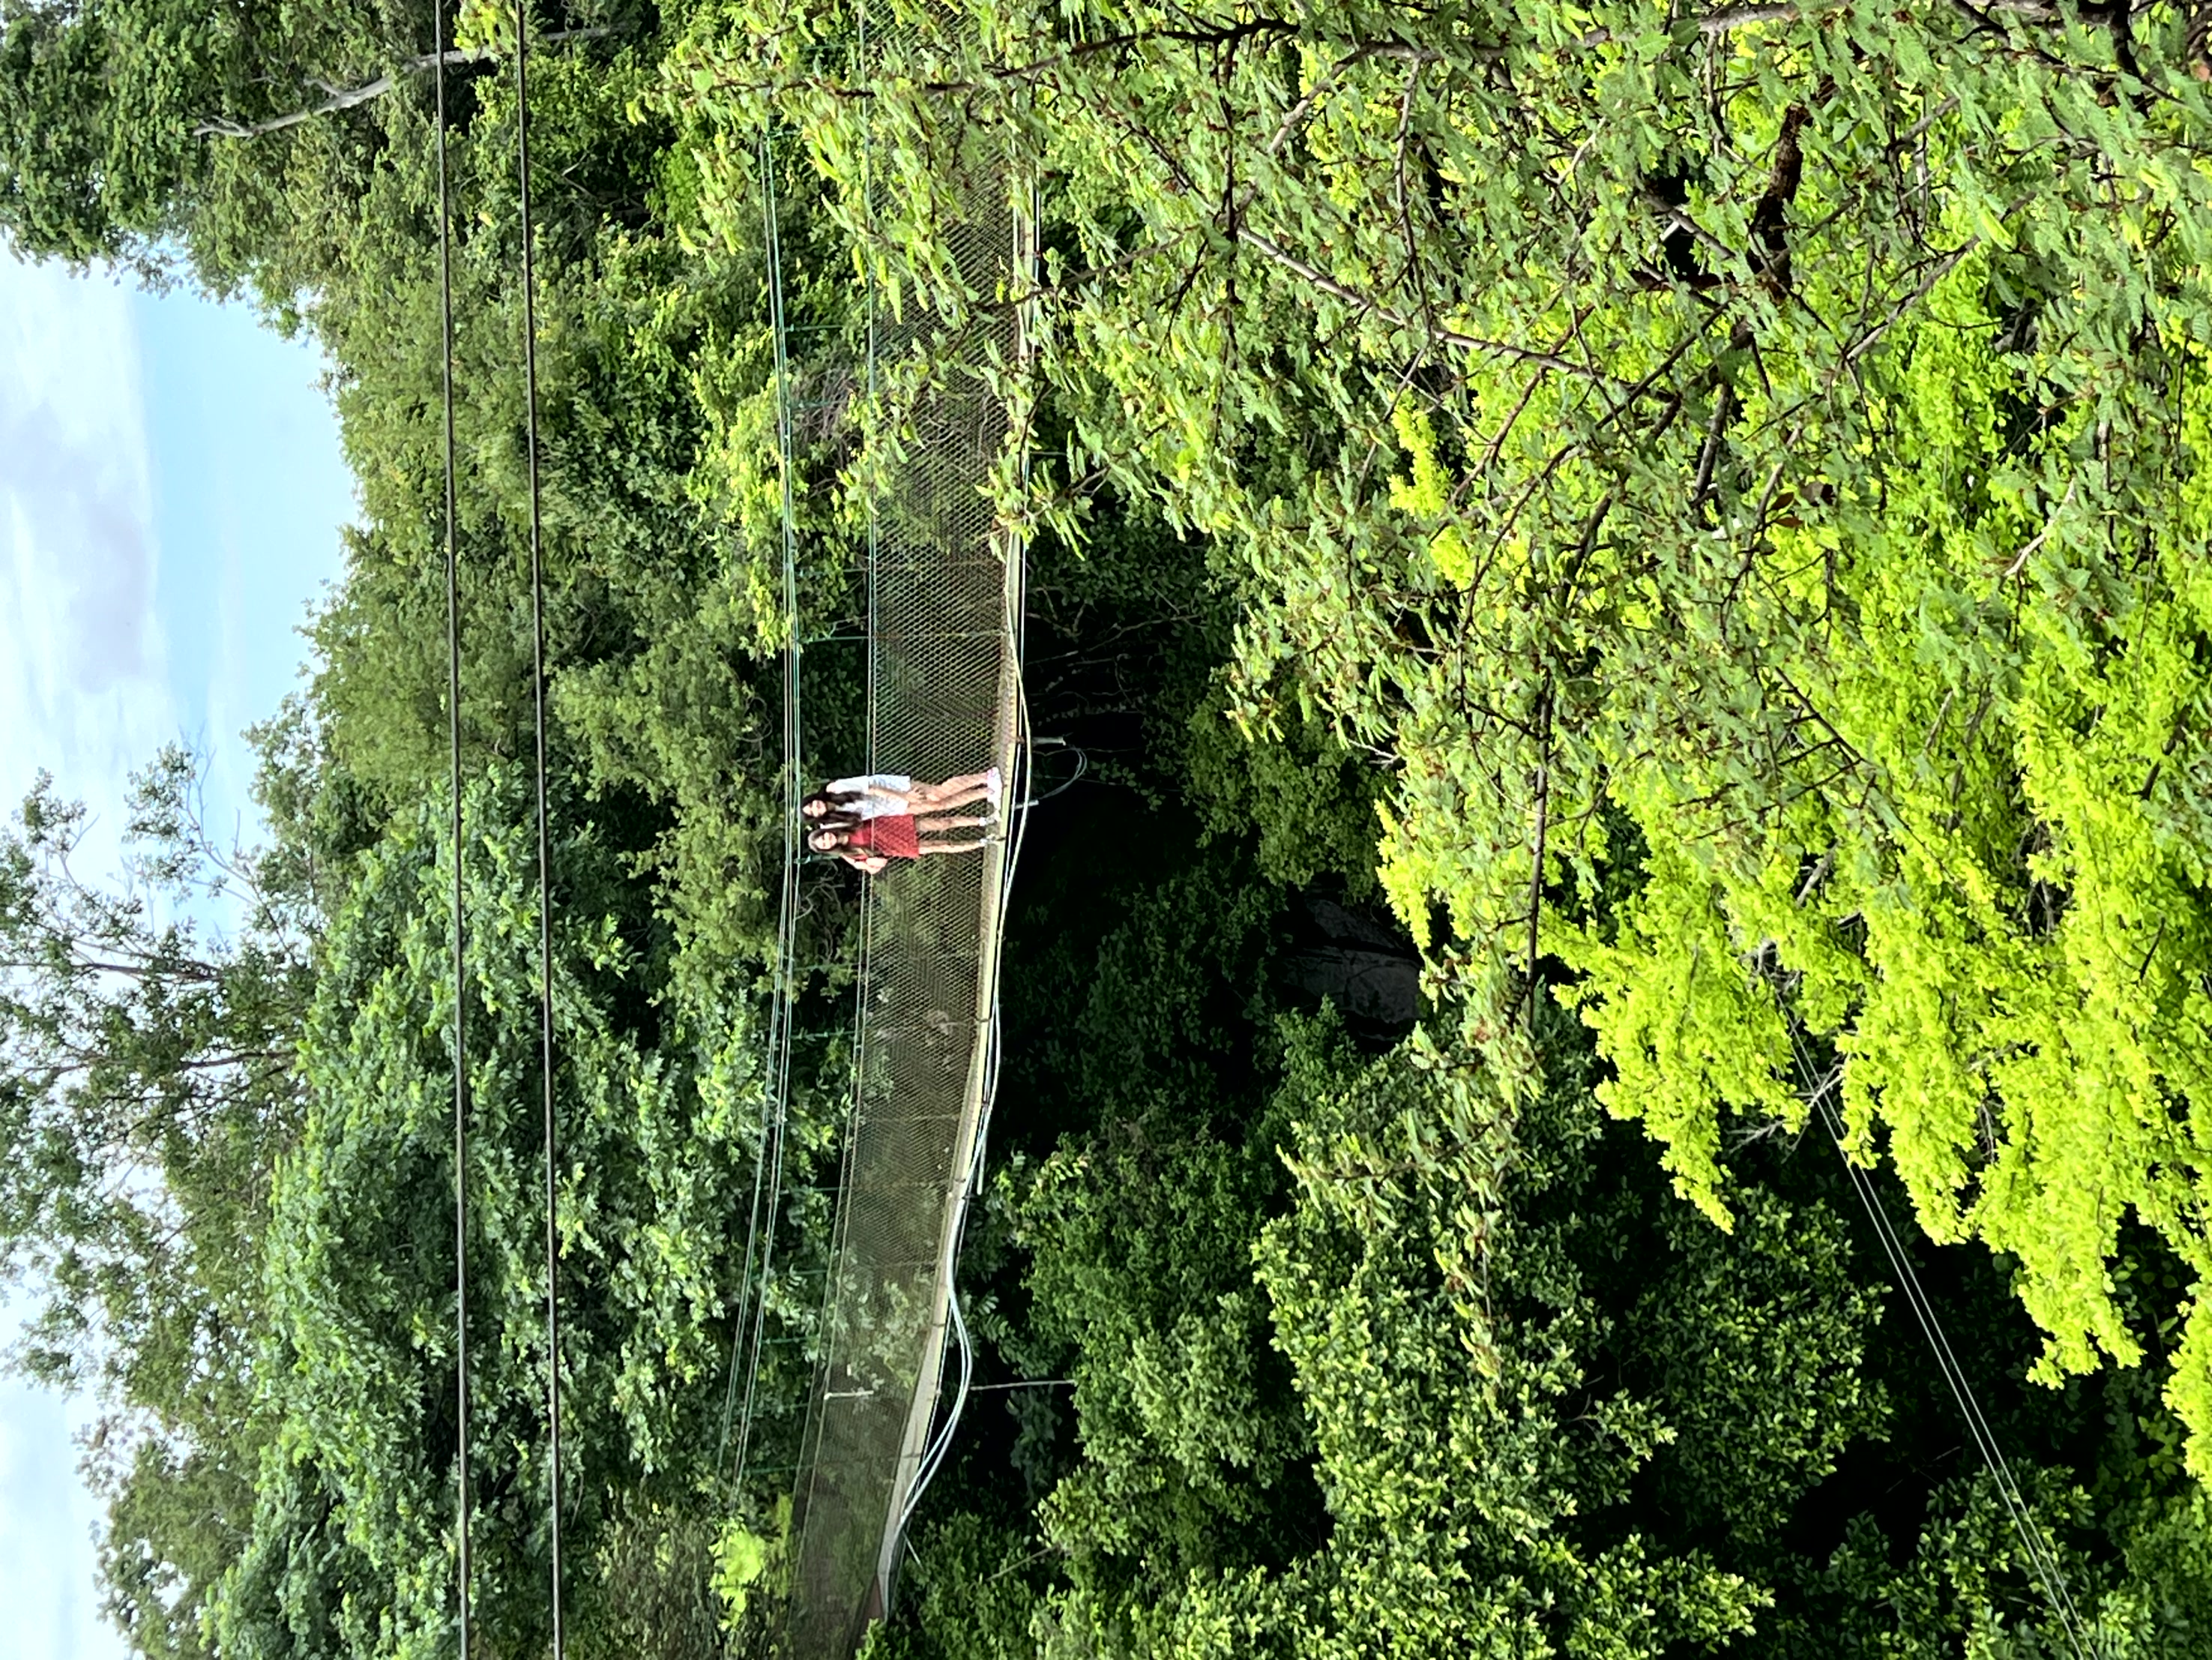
[
  {"left": 193, "top": 27, "right": 614, "bottom": 139},
  {"left": 1571, "top": 0, "right": 2057, "bottom": 45},
  {"left": 1232, "top": 224, "right": 1612, "bottom": 380}
]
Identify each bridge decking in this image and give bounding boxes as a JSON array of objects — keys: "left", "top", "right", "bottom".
[{"left": 782, "top": 154, "right": 1026, "bottom": 1656}]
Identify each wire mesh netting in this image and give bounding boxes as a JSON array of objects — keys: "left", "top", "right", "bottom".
[{"left": 780, "top": 106, "right": 1026, "bottom": 1659}]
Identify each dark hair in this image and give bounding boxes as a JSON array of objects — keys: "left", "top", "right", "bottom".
[
  {"left": 802, "top": 827, "right": 879, "bottom": 871},
  {"left": 800, "top": 791, "right": 864, "bottom": 833}
]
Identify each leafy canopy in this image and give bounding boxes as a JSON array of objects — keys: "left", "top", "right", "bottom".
[{"left": 672, "top": 0, "right": 2212, "bottom": 1470}]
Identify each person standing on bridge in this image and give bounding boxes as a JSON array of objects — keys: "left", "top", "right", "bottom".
[
  {"left": 802, "top": 767, "right": 1000, "bottom": 825},
  {"left": 806, "top": 811, "right": 993, "bottom": 873},
  {"left": 801, "top": 768, "right": 1001, "bottom": 872}
]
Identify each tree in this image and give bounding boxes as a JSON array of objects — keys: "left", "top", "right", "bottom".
[
  {"left": 0, "top": 0, "right": 643, "bottom": 286},
  {"left": 0, "top": 8, "right": 838, "bottom": 1653},
  {"left": 0, "top": 748, "right": 322, "bottom": 1657},
  {"left": 888, "top": 1002, "right": 2212, "bottom": 1656},
  {"left": 0, "top": 0, "right": 384, "bottom": 268},
  {"left": 0, "top": 750, "right": 311, "bottom": 1402},
  {"left": 673, "top": 0, "right": 2212, "bottom": 1470},
  {"left": 206, "top": 766, "right": 772, "bottom": 1658}
]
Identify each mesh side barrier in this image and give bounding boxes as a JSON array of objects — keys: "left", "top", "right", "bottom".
[{"left": 783, "top": 106, "right": 1021, "bottom": 1659}]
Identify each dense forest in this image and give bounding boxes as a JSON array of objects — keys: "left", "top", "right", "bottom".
[{"left": 3, "top": 0, "right": 2212, "bottom": 1653}]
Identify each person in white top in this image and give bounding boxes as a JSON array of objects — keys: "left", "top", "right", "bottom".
[{"left": 802, "top": 767, "right": 1000, "bottom": 826}]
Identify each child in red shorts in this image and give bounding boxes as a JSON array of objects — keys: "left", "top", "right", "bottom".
[{"left": 808, "top": 810, "right": 992, "bottom": 873}]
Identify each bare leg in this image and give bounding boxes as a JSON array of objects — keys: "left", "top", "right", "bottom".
[
  {"left": 907, "top": 769, "right": 998, "bottom": 811},
  {"left": 914, "top": 808, "right": 992, "bottom": 835},
  {"left": 908, "top": 784, "right": 987, "bottom": 814},
  {"left": 919, "top": 785, "right": 989, "bottom": 814},
  {"left": 914, "top": 836, "right": 989, "bottom": 857}
]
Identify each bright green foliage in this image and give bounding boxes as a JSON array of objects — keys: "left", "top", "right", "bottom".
[
  {"left": 455, "top": 0, "right": 520, "bottom": 61},
  {"left": 672, "top": 0, "right": 2212, "bottom": 1467},
  {"left": 893, "top": 991, "right": 2212, "bottom": 1657},
  {"left": 1569, "top": 289, "right": 2212, "bottom": 1455},
  {"left": 709, "top": 1515, "right": 773, "bottom": 1627},
  {"left": 5, "top": 0, "right": 2211, "bottom": 1648}
]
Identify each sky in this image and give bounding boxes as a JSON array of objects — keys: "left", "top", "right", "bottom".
[{"left": 0, "top": 252, "right": 357, "bottom": 1660}]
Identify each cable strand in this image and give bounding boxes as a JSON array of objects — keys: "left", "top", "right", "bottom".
[
  {"left": 433, "top": 1, "right": 471, "bottom": 1653},
  {"left": 727, "top": 121, "right": 807, "bottom": 1502},
  {"left": 511, "top": 7, "right": 564, "bottom": 1657},
  {"left": 1783, "top": 1024, "right": 2096, "bottom": 1659}
]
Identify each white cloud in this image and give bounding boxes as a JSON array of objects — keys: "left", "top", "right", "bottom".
[{"left": 0, "top": 253, "right": 178, "bottom": 861}]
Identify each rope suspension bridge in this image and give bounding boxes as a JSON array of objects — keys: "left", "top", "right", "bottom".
[
  {"left": 721, "top": 96, "right": 1036, "bottom": 1653},
  {"left": 423, "top": 9, "right": 2098, "bottom": 1660},
  {"left": 431, "top": 7, "right": 1032, "bottom": 1658}
]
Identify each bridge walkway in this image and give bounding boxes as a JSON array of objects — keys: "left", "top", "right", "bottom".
[{"left": 749, "top": 116, "right": 1030, "bottom": 1659}]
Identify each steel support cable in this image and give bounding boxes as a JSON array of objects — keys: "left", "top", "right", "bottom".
[
  {"left": 859, "top": 4, "right": 880, "bottom": 781},
  {"left": 716, "top": 128, "right": 783, "bottom": 1493},
  {"left": 433, "top": 2, "right": 471, "bottom": 1651},
  {"left": 786, "top": 7, "right": 885, "bottom": 1569},
  {"left": 1782, "top": 1026, "right": 2097, "bottom": 1659},
  {"left": 510, "top": 8, "right": 565, "bottom": 1657},
  {"left": 726, "top": 121, "right": 808, "bottom": 1502}
]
